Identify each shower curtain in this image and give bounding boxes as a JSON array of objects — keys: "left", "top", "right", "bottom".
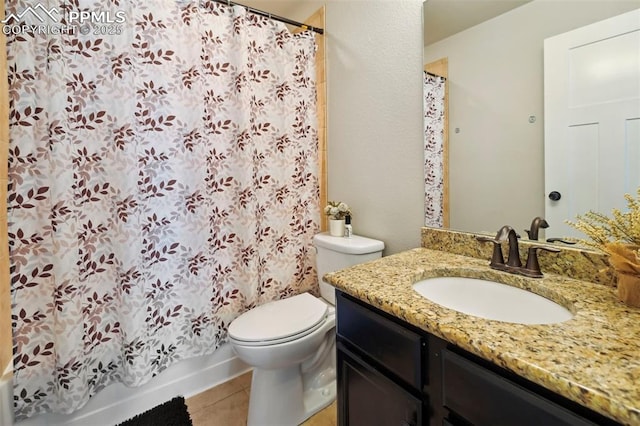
[
  {"left": 7, "top": 0, "right": 319, "bottom": 419},
  {"left": 423, "top": 71, "right": 445, "bottom": 227}
]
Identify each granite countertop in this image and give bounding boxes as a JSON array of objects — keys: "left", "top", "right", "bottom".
[{"left": 324, "top": 247, "right": 640, "bottom": 425}]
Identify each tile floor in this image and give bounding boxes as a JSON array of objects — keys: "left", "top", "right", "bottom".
[{"left": 185, "top": 371, "right": 337, "bottom": 426}]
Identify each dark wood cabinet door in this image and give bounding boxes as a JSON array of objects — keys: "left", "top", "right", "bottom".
[
  {"left": 442, "top": 349, "right": 598, "bottom": 426},
  {"left": 338, "top": 342, "right": 424, "bottom": 426}
]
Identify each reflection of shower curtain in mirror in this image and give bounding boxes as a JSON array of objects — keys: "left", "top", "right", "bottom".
[{"left": 423, "top": 72, "right": 445, "bottom": 227}]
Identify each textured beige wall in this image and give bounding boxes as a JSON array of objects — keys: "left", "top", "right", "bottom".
[
  {"left": 325, "top": 1, "right": 424, "bottom": 255},
  {"left": 424, "top": 0, "right": 640, "bottom": 235}
]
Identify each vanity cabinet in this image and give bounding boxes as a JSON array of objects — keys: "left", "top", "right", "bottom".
[
  {"left": 335, "top": 290, "right": 619, "bottom": 426},
  {"left": 336, "top": 290, "right": 427, "bottom": 426}
]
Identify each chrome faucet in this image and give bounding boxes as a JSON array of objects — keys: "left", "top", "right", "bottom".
[{"left": 477, "top": 225, "right": 560, "bottom": 278}]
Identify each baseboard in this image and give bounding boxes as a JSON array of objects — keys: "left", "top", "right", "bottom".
[{"left": 16, "top": 343, "right": 251, "bottom": 426}]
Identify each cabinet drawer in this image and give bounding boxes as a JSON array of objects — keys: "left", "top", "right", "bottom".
[
  {"left": 442, "top": 349, "right": 596, "bottom": 426},
  {"left": 336, "top": 291, "right": 424, "bottom": 389}
]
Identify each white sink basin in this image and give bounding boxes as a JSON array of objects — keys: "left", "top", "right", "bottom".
[{"left": 412, "top": 277, "right": 573, "bottom": 325}]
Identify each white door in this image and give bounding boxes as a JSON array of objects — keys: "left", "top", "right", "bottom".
[{"left": 544, "top": 8, "right": 640, "bottom": 238}]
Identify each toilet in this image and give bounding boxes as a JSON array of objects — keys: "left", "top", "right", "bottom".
[{"left": 228, "top": 232, "right": 384, "bottom": 425}]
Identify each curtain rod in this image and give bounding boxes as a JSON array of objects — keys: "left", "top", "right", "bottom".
[
  {"left": 212, "top": 0, "right": 324, "bottom": 34},
  {"left": 424, "top": 70, "right": 446, "bottom": 80}
]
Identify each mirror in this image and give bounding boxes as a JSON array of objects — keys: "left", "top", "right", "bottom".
[{"left": 423, "top": 0, "right": 640, "bottom": 239}]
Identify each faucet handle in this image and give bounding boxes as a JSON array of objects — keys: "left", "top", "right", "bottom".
[
  {"left": 476, "top": 235, "right": 498, "bottom": 243},
  {"left": 521, "top": 245, "right": 561, "bottom": 278},
  {"left": 476, "top": 235, "right": 505, "bottom": 269},
  {"left": 546, "top": 237, "right": 576, "bottom": 245}
]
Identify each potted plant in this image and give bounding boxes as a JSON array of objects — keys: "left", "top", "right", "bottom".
[
  {"left": 324, "top": 201, "right": 351, "bottom": 237},
  {"left": 566, "top": 188, "right": 640, "bottom": 307}
]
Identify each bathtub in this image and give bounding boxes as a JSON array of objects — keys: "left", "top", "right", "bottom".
[
  {"left": 15, "top": 342, "right": 249, "bottom": 426},
  {"left": 0, "top": 363, "right": 13, "bottom": 426}
]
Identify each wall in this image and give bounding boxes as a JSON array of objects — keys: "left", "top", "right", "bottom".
[
  {"left": 423, "top": 0, "right": 640, "bottom": 234},
  {"left": 325, "top": 1, "right": 424, "bottom": 255}
]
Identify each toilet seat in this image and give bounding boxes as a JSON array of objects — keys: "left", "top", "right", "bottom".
[{"left": 228, "top": 293, "right": 329, "bottom": 347}]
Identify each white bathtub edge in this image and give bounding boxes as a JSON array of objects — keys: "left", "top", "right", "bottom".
[
  {"left": 16, "top": 343, "right": 250, "bottom": 426},
  {"left": 1, "top": 362, "right": 14, "bottom": 426}
]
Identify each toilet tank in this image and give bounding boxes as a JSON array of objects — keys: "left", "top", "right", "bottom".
[{"left": 313, "top": 232, "right": 384, "bottom": 305}]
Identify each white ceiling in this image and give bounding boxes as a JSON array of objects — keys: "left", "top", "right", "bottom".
[{"left": 423, "top": 0, "right": 533, "bottom": 45}]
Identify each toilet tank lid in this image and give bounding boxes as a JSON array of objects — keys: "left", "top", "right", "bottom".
[{"left": 313, "top": 232, "right": 384, "bottom": 255}]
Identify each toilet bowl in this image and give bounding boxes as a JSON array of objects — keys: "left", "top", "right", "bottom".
[
  {"left": 228, "top": 232, "right": 384, "bottom": 426},
  {"left": 229, "top": 293, "right": 336, "bottom": 425}
]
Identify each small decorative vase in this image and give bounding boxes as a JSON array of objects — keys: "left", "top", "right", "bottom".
[
  {"left": 329, "top": 219, "right": 345, "bottom": 237},
  {"left": 617, "top": 272, "right": 640, "bottom": 308}
]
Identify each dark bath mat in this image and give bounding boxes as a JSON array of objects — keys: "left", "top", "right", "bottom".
[{"left": 117, "top": 396, "right": 192, "bottom": 426}]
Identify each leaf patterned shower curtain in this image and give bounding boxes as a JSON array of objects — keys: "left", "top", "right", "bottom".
[
  {"left": 7, "top": 0, "right": 319, "bottom": 419},
  {"left": 423, "top": 71, "right": 445, "bottom": 227}
]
